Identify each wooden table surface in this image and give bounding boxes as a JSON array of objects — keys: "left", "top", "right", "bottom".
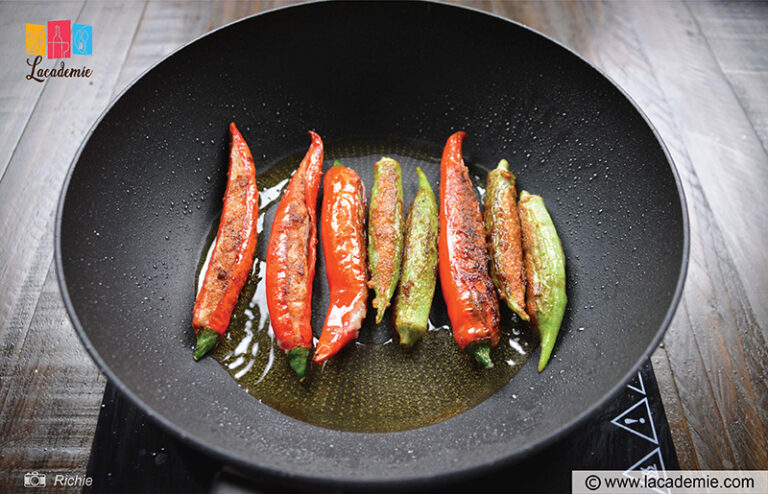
[{"left": 1, "top": 0, "right": 767, "bottom": 490}]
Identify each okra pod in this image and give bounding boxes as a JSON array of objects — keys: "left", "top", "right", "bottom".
[
  {"left": 368, "top": 157, "right": 405, "bottom": 324},
  {"left": 518, "top": 191, "right": 567, "bottom": 372},
  {"left": 484, "top": 159, "right": 529, "bottom": 322},
  {"left": 393, "top": 167, "right": 439, "bottom": 347}
]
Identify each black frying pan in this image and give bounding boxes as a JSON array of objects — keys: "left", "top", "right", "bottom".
[{"left": 55, "top": 1, "right": 688, "bottom": 491}]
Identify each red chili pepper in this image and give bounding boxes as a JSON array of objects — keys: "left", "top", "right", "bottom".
[
  {"left": 313, "top": 162, "right": 368, "bottom": 364},
  {"left": 265, "top": 131, "right": 323, "bottom": 378},
  {"left": 193, "top": 123, "right": 259, "bottom": 360},
  {"left": 438, "top": 131, "right": 500, "bottom": 368}
]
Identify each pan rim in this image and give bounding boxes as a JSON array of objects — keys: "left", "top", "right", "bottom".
[{"left": 54, "top": 0, "right": 690, "bottom": 489}]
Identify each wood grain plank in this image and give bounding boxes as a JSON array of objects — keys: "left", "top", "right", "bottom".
[
  {"left": 0, "top": 0, "right": 145, "bottom": 406},
  {"left": 0, "top": 213, "right": 57, "bottom": 418},
  {"left": 718, "top": 71, "right": 768, "bottom": 153},
  {"left": 571, "top": 0, "right": 768, "bottom": 469},
  {"left": 0, "top": 1, "right": 244, "bottom": 488},
  {"left": 688, "top": 1, "right": 768, "bottom": 160},
  {"left": 112, "top": 1, "right": 309, "bottom": 101},
  {"left": 0, "top": 1, "right": 84, "bottom": 182},
  {"left": 493, "top": 0, "right": 768, "bottom": 469},
  {"left": 546, "top": 7, "right": 708, "bottom": 468},
  {"left": 112, "top": 0, "right": 210, "bottom": 95},
  {"left": 0, "top": 1, "right": 146, "bottom": 329},
  {"left": 593, "top": 0, "right": 767, "bottom": 471},
  {"left": 0, "top": 1, "right": 147, "bottom": 487},
  {"left": 0, "top": 262, "right": 106, "bottom": 490},
  {"left": 206, "top": 0, "right": 305, "bottom": 30},
  {"left": 627, "top": 1, "right": 768, "bottom": 331},
  {"left": 623, "top": 0, "right": 768, "bottom": 469},
  {"left": 651, "top": 345, "right": 699, "bottom": 471},
  {"left": 690, "top": 1, "right": 768, "bottom": 73},
  {"left": 490, "top": 0, "right": 713, "bottom": 470},
  {"left": 577, "top": 1, "right": 750, "bottom": 470}
]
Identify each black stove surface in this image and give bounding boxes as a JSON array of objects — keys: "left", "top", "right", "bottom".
[{"left": 85, "top": 359, "right": 678, "bottom": 493}]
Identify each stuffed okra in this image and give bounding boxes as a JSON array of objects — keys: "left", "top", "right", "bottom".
[
  {"left": 484, "top": 159, "right": 529, "bottom": 322},
  {"left": 393, "top": 167, "right": 438, "bottom": 347},
  {"left": 368, "top": 157, "right": 405, "bottom": 324},
  {"left": 518, "top": 191, "right": 566, "bottom": 372}
]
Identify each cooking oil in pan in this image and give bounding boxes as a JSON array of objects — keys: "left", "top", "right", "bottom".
[{"left": 198, "top": 139, "right": 536, "bottom": 433}]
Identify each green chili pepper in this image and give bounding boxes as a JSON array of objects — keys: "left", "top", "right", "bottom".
[
  {"left": 484, "top": 159, "right": 530, "bottom": 322},
  {"left": 368, "top": 157, "right": 405, "bottom": 324},
  {"left": 518, "top": 191, "right": 567, "bottom": 372},
  {"left": 393, "top": 167, "right": 439, "bottom": 347}
]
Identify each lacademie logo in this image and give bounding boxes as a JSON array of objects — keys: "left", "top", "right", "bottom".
[{"left": 25, "top": 20, "right": 93, "bottom": 82}]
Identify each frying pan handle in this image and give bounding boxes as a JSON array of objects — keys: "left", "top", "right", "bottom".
[
  {"left": 209, "top": 468, "right": 269, "bottom": 494},
  {"left": 208, "top": 467, "right": 317, "bottom": 494}
]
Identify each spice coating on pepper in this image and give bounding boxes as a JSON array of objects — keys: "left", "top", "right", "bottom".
[
  {"left": 393, "top": 167, "right": 439, "bottom": 347},
  {"left": 518, "top": 190, "right": 567, "bottom": 372},
  {"left": 484, "top": 159, "right": 530, "bottom": 322},
  {"left": 192, "top": 122, "right": 259, "bottom": 360},
  {"left": 368, "top": 157, "right": 405, "bottom": 324},
  {"left": 438, "top": 131, "right": 500, "bottom": 368},
  {"left": 265, "top": 131, "right": 323, "bottom": 378},
  {"left": 314, "top": 162, "right": 368, "bottom": 363}
]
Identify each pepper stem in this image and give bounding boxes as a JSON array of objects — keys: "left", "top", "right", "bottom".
[
  {"left": 193, "top": 328, "right": 220, "bottom": 361},
  {"left": 496, "top": 159, "right": 510, "bottom": 171},
  {"left": 416, "top": 167, "right": 430, "bottom": 190},
  {"left": 333, "top": 160, "right": 344, "bottom": 167},
  {"left": 287, "top": 346, "right": 311, "bottom": 379},
  {"left": 466, "top": 341, "right": 494, "bottom": 368}
]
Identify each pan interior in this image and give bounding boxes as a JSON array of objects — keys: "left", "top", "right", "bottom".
[{"left": 204, "top": 138, "right": 537, "bottom": 433}]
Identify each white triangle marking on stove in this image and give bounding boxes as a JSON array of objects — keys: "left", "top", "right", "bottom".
[
  {"left": 611, "top": 397, "right": 658, "bottom": 444},
  {"left": 627, "top": 371, "right": 646, "bottom": 395},
  {"left": 623, "top": 447, "right": 669, "bottom": 494}
]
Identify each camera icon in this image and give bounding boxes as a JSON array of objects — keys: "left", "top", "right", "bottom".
[{"left": 24, "top": 472, "right": 46, "bottom": 487}]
